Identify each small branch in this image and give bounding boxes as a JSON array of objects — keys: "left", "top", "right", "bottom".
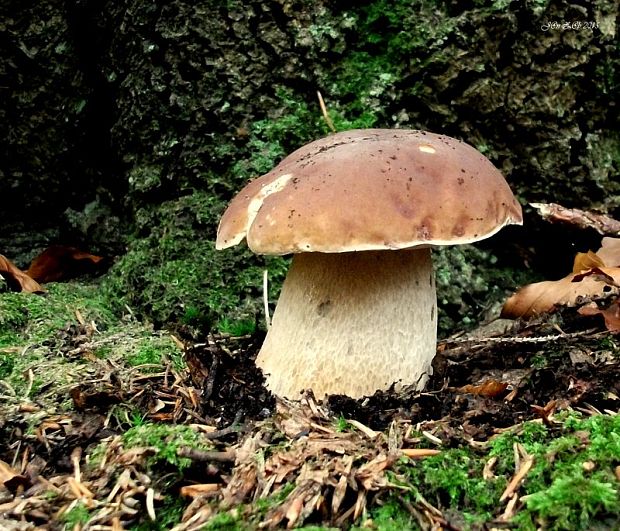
[
  {"left": 177, "top": 447, "right": 236, "bottom": 463},
  {"left": 204, "top": 411, "right": 245, "bottom": 440},
  {"left": 531, "top": 202, "right": 620, "bottom": 236},
  {"left": 317, "top": 91, "right": 336, "bottom": 133},
  {"left": 500, "top": 453, "right": 534, "bottom": 502}
]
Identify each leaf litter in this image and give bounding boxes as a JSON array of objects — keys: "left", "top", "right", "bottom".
[
  {"left": 0, "top": 295, "right": 619, "bottom": 530},
  {"left": 2, "top": 229, "right": 620, "bottom": 528}
]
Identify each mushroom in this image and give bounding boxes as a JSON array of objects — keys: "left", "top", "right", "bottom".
[{"left": 216, "top": 129, "right": 522, "bottom": 399}]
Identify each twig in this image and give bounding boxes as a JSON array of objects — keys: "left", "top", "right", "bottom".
[
  {"left": 263, "top": 269, "right": 271, "bottom": 331},
  {"left": 204, "top": 356, "right": 219, "bottom": 401},
  {"left": 317, "top": 91, "right": 336, "bottom": 133},
  {"left": 146, "top": 488, "right": 156, "bottom": 521},
  {"left": 531, "top": 202, "right": 620, "bottom": 236},
  {"left": 401, "top": 448, "right": 441, "bottom": 459},
  {"left": 23, "top": 369, "right": 34, "bottom": 399},
  {"left": 177, "top": 447, "right": 236, "bottom": 463},
  {"left": 441, "top": 328, "right": 603, "bottom": 346},
  {"left": 500, "top": 454, "right": 534, "bottom": 502},
  {"left": 421, "top": 430, "right": 443, "bottom": 446},
  {"left": 204, "top": 411, "right": 245, "bottom": 440}
]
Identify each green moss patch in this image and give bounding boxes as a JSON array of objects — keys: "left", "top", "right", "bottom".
[
  {"left": 121, "top": 422, "right": 213, "bottom": 471},
  {"left": 386, "top": 413, "right": 620, "bottom": 530},
  {"left": 0, "top": 280, "right": 184, "bottom": 408}
]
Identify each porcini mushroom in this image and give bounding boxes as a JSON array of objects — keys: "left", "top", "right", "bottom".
[{"left": 216, "top": 129, "right": 522, "bottom": 399}]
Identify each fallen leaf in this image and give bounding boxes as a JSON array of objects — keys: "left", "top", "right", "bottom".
[
  {"left": 572, "top": 251, "right": 605, "bottom": 273},
  {"left": 598, "top": 237, "right": 620, "bottom": 267},
  {"left": 456, "top": 380, "right": 508, "bottom": 398},
  {"left": 0, "top": 460, "right": 30, "bottom": 492},
  {"left": 572, "top": 266, "right": 619, "bottom": 286},
  {"left": 577, "top": 301, "right": 620, "bottom": 333},
  {"left": 502, "top": 238, "right": 620, "bottom": 319},
  {"left": 27, "top": 245, "right": 104, "bottom": 283},
  {"left": 501, "top": 273, "right": 620, "bottom": 318},
  {"left": 0, "top": 255, "right": 44, "bottom": 293}
]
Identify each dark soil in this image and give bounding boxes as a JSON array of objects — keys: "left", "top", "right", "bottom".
[{"left": 172, "top": 309, "right": 620, "bottom": 446}]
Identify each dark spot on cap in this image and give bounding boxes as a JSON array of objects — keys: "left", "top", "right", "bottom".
[{"left": 317, "top": 300, "right": 332, "bottom": 317}]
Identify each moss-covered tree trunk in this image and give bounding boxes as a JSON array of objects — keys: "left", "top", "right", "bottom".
[{"left": 1, "top": 0, "right": 618, "bottom": 329}]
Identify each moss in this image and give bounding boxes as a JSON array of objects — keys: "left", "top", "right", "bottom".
[
  {"left": 231, "top": 88, "right": 328, "bottom": 180},
  {"left": 123, "top": 333, "right": 185, "bottom": 371},
  {"left": 494, "top": 414, "right": 620, "bottom": 529},
  {"left": 0, "top": 280, "right": 185, "bottom": 411},
  {"left": 397, "top": 448, "right": 504, "bottom": 522},
  {"left": 351, "top": 499, "right": 418, "bottom": 531},
  {"left": 202, "top": 511, "right": 250, "bottom": 530},
  {"left": 0, "top": 282, "right": 118, "bottom": 396},
  {"left": 129, "top": 495, "right": 185, "bottom": 531},
  {"left": 0, "top": 282, "right": 116, "bottom": 346},
  {"left": 101, "top": 191, "right": 290, "bottom": 330},
  {"left": 335, "top": 415, "right": 352, "bottom": 433},
  {"left": 121, "top": 422, "right": 213, "bottom": 471},
  {"left": 61, "top": 501, "right": 92, "bottom": 528},
  {"left": 254, "top": 482, "right": 296, "bottom": 515},
  {"left": 216, "top": 317, "right": 256, "bottom": 337},
  {"left": 389, "top": 413, "right": 620, "bottom": 529}
]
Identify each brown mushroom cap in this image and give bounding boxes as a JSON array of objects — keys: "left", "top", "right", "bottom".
[{"left": 216, "top": 129, "right": 523, "bottom": 255}]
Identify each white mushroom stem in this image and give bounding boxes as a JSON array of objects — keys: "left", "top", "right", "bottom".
[{"left": 256, "top": 248, "right": 437, "bottom": 399}]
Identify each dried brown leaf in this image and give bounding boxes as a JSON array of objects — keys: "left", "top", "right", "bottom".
[
  {"left": 502, "top": 268, "right": 620, "bottom": 319},
  {"left": 572, "top": 266, "right": 619, "bottom": 286},
  {"left": 578, "top": 301, "right": 620, "bottom": 333},
  {"left": 26, "top": 245, "right": 103, "bottom": 283},
  {"left": 503, "top": 238, "right": 620, "bottom": 319},
  {"left": 598, "top": 237, "right": 620, "bottom": 267},
  {"left": 0, "top": 255, "right": 44, "bottom": 293},
  {"left": 572, "top": 251, "right": 605, "bottom": 273},
  {"left": 457, "top": 380, "right": 509, "bottom": 398},
  {"left": 0, "top": 460, "right": 30, "bottom": 492}
]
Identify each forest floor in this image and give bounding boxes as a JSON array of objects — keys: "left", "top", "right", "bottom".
[{"left": 0, "top": 280, "right": 619, "bottom": 530}]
